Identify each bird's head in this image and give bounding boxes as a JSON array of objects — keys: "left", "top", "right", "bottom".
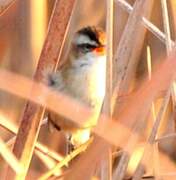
[{"left": 72, "top": 26, "right": 106, "bottom": 57}]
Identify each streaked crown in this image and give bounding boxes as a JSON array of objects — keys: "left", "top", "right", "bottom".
[{"left": 73, "top": 26, "right": 106, "bottom": 54}]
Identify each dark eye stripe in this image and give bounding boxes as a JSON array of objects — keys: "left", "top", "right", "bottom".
[{"left": 77, "top": 43, "right": 97, "bottom": 50}]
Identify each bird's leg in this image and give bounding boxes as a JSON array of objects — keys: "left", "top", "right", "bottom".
[{"left": 65, "top": 133, "right": 74, "bottom": 155}]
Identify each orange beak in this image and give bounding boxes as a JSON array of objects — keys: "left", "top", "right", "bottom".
[{"left": 94, "top": 46, "right": 106, "bottom": 55}]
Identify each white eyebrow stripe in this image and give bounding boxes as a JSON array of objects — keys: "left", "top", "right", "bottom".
[{"left": 74, "top": 34, "right": 98, "bottom": 46}]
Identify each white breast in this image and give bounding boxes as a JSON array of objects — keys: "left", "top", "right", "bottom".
[{"left": 65, "top": 53, "right": 106, "bottom": 108}]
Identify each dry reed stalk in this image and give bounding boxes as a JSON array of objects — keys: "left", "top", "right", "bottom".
[
  {"left": 34, "top": 142, "right": 63, "bottom": 163},
  {"left": 156, "top": 133, "right": 176, "bottom": 142},
  {"left": 0, "top": 112, "right": 18, "bottom": 134},
  {"left": 115, "top": 0, "right": 175, "bottom": 47},
  {"left": 39, "top": 137, "right": 93, "bottom": 180},
  {"left": 34, "top": 149, "right": 62, "bottom": 177},
  {"left": 5, "top": 136, "right": 63, "bottom": 176},
  {"left": 34, "top": 149, "right": 57, "bottom": 169},
  {"left": 161, "top": 0, "right": 172, "bottom": 53},
  {"left": 6, "top": 0, "right": 76, "bottom": 179},
  {"left": 161, "top": 0, "right": 176, "bottom": 136},
  {"left": 146, "top": 46, "right": 160, "bottom": 179},
  {"left": 113, "top": 0, "right": 128, "bottom": 53},
  {"left": 6, "top": 136, "right": 16, "bottom": 147},
  {"left": 100, "top": 148, "right": 112, "bottom": 180},
  {"left": 132, "top": 89, "right": 171, "bottom": 179},
  {"left": 161, "top": 0, "right": 176, "bottom": 97},
  {"left": 104, "top": 0, "right": 114, "bottom": 115},
  {"left": 0, "top": 112, "right": 63, "bottom": 163},
  {"left": 5, "top": 135, "right": 64, "bottom": 164},
  {"left": 159, "top": 1, "right": 175, "bottom": 179},
  {"left": 64, "top": 136, "right": 111, "bottom": 180},
  {"left": 0, "top": 136, "right": 23, "bottom": 174},
  {"left": 112, "top": 0, "right": 154, "bottom": 105},
  {"left": 0, "top": 0, "right": 16, "bottom": 16},
  {"left": 169, "top": 0, "right": 176, "bottom": 37},
  {"left": 99, "top": 0, "right": 114, "bottom": 179},
  {"left": 112, "top": 0, "right": 154, "bottom": 179},
  {"left": 161, "top": 0, "right": 176, "bottom": 163}
]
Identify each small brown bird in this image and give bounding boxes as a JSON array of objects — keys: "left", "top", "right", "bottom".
[{"left": 47, "top": 26, "right": 106, "bottom": 147}]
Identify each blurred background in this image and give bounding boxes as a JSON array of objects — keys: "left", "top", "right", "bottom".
[{"left": 0, "top": 0, "right": 176, "bottom": 179}]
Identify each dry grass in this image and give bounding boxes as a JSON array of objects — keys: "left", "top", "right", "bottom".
[{"left": 0, "top": 0, "right": 176, "bottom": 180}]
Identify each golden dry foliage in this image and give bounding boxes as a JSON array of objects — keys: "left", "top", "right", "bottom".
[{"left": 0, "top": 0, "right": 176, "bottom": 180}]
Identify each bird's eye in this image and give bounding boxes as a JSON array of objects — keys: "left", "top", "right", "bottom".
[{"left": 77, "top": 44, "right": 97, "bottom": 53}]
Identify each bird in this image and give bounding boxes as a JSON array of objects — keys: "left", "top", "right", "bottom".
[{"left": 46, "top": 26, "right": 106, "bottom": 148}]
